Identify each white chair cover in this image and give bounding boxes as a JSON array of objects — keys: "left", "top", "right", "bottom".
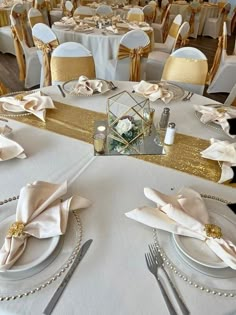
[
  {"left": 127, "top": 8, "right": 144, "bottom": 22},
  {"left": 105, "top": 29, "right": 150, "bottom": 81},
  {"left": 51, "top": 42, "right": 96, "bottom": 85},
  {"left": 10, "top": 3, "right": 41, "bottom": 88},
  {"left": 142, "top": 5, "right": 155, "bottom": 24},
  {"left": 73, "top": 6, "right": 94, "bottom": 17},
  {"left": 152, "top": 4, "right": 170, "bottom": 43},
  {"left": 0, "top": 25, "right": 15, "bottom": 55},
  {"left": 96, "top": 5, "right": 113, "bottom": 17},
  {"left": 162, "top": 47, "right": 208, "bottom": 95},
  {"left": 35, "top": 0, "right": 50, "bottom": 25},
  {"left": 28, "top": 8, "right": 45, "bottom": 29},
  {"left": 64, "top": 0, "right": 74, "bottom": 15},
  {"left": 224, "top": 83, "right": 236, "bottom": 106}
]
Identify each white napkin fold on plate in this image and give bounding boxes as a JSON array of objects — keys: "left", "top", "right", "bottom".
[
  {"left": 133, "top": 80, "right": 174, "bottom": 104},
  {"left": 0, "top": 124, "right": 26, "bottom": 161},
  {"left": 126, "top": 187, "right": 236, "bottom": 269},
  {"left": 194, "top": 104, "right": 236, "bottom": 138},
  {"left": 201, "top": 138, "right": 236, "bottom": 183},
  {"left": 106, "top": 25, "right": 118, "bottom": 33},
  {"left": 61, "top": 16, "right": 76, "bottom": 25},
  {"left": 0, "top": 181, "right": 91, "bottom": 270},
  {"left": 72, "top": 75, "right": 108, "bottom": 96},
  {"left": 0, "top": 91, "right": 55, "bottom": 122}
]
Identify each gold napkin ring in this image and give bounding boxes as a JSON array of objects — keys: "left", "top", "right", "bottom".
[
  {"left": 204, "top": 224, "right": 222, "bottom": 239},
  {"left": 7, "top": 221, "right": 25, "bottom": 237}
]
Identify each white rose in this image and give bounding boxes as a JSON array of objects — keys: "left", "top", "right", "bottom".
[{"left": 115, "top": 118, "right": 133, "bottom": 135}]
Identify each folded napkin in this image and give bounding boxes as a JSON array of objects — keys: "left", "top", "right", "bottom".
[
  {"left": 0, "top": 181, "right": 91, "bottom": 270},
  {"left": 201, "top": 138, "right": 236, "bottom": 183},
  {"left": 126, "top": 187, "right": 236, "bottom": 269},
  {"left": 194, "top": 105, "right": 236, "bottom": 138},
  {"left": 106, "top": 25, "right": 118, "bottom": 33},
  {"left": 0, "top": 91, "right": 55, "bottom": 122},
  {"left": 72, "top": 75, "right": 108, "bottom": 96},
  {"left": 133, "top": 81, "right": 174, "bottom": 104},
  {"left": 61, "top": 16, "right": 76, "bottom": 26}
]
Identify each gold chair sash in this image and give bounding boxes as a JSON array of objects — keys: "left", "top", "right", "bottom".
[
  {"left": 127, "top": 13, "right": 144, "bottom": 22},
  {"left": 0, "top": 10, "right": 9, "bottom": 27},
  {"left": 117, "top": 43, "right": 150, "bottom": 81},
  {"left": 12, "top": 10, "right": 30, "bottom": 47},
  {"left": 0, "top": 82, "right": 9, "bottom": 96},
  {"left": 29, "top": 15, "right": 45, "bottom": 28},
  {"left": 188, "top": 7, "right": 201, "bottom": 34},
  {"left": 33, "top": 36, "right": 59, "bottom": 86},
  {"left": 51, "top": 56, "right": 96, "bottom": 82},
  {"left": 206, "top": 34, "right": 226, "bottom": 85},
  {"left": 162, "top": 56, "right": 208, "bottom": 85},
  {"left": 168, "top": 21, "right": 180, "bottom": 38},
  {"left": 11, "top": 26, "right": 25, "bottom": 81},
  {"left": 162, "top": 10, "right": 170, "bottom": 42}
]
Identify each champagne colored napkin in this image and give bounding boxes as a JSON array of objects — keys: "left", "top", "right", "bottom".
[
  {"left": 200, "top": 138, "right": 236, "bottom": 183},
  {"left": 61, "top": 16, "right": 76, "bottom": 25},
  {"left": 194, "top": 105, "right": 236, "bottom": 138},
  {"left": 0, "top": 124, "right": 26, "bottom": 161},
  {"left": 106, "top": 25, "right": 119, "bottom": 33},
  {"left": 126, "top": 187, "right": 236, "bottom": 269},
  {"left": 0, "top": 91, "right": 55, "bottom": 122},
  {"left": 72, "top": 75, "right": 109, "bottom": 96},
  {"left": 0, "top": 181, "right": 91, "bottom": 270},
  {"left": 133, "top": 81, "right": 174, "bottom": 104}
]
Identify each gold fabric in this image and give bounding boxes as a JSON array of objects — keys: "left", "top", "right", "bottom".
[
  {"left": 168, "top": 22, "right": 180, "bottom": 38},
  {"left": 0, "top": 10, "right": 9, "bottom": 27},
  {"left": 162, "top": 9, "right": 170, "bottom": 42},
  {"left": 118, "top": 43, "right": 150, "bottom": 81},
  {"left": 144, "top": 10, "right": 155, "bottom": 24},
  {"left": 188, "top": 7, "right": 201, "bottom": 34},
  {"left": 127, "top": 13, "right": 144, "bottom": 22},
  {"left": 0, "top": 82, "right": 8, "bottom": 95},
  {"left": 11, "top": 27, "right": 26, "bottom": 81},
  {"left": 51, "top": 56, "right": 96, "bottom": 82},
  {"left": 33, "top": 37, "right": 59, "bottom": 86},
  {"left": 3, "top": 100, "right": 230, "bottom": 185},
  {"left": 12, "top": 10, "right": 30, "bottom": 46},
  {"left": 162, "top": 56, "right": 208, "bottom": 85},
  {"left": 206, "top": 35, "right": 226, "bottom": 85},
  {"left": 29, "top": 15, "right": 45, "bottom": 28}
]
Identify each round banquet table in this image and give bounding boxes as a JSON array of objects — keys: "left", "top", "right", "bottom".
[{"left": 0, "top": 81, "right": 236, "bottom": 315}]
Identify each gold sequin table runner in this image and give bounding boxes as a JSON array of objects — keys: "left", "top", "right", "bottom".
[{"left": 5, "top": 100, "right": 223, "bottom": 183}]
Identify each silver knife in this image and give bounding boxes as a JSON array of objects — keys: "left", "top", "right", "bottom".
[{"left": 43, "top": 239, "right": 93, "bottom": 315}]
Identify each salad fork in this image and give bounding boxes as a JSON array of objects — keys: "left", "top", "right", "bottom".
[
  {"left": 149, "top": 244, "right": 190, "bottom": 315},
  {"left": 145, "top": 252, "right": 178, "bottom": 315}
]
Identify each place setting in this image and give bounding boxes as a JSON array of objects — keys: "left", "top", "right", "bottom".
[{"left": 0, "top": 180, "right": 91, "bottom": 301}]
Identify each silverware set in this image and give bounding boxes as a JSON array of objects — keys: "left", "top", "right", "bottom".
[
  {"left": 182, "top": 92, "right": 194, "bottom": 102},
  {"left": 145, "top": 243, "right": 190, "bottom": 315}
]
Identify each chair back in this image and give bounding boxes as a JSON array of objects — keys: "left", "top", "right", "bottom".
[
  {"left": 96, "top": 5, "right": 113, "bottom": 17},
  {"left": 0, "top": 82, "right": 8, "bottom": 96},
  {"left": 116, "top": 29, "right": 150, "bottom": 81},
  {"left": 174, "top": 21, "right": 190, "bottom": 51},
  {"left": 73, "top": 6, "right": 94, "bottom": 18},
  {"left": 34, "top": 0, "right": 50, "bottom": 25},
  {"left": 32, "top": 23, "right": 59, "bottom": 86},
  {"left": 51, "top": 42, "right": 96, "bottom": 85},
  {"left": 28, "top": 8, "right": 45, "bottom": 29},
  {"left": 161, "top": 4, "right": 171, "bottom": 41},
  {"left": 188, "top": 1, "right": 201, "bottom": 35},
  {"left": 143, "top": 5, "right": 155, "bottom": 24},
  {"left": 162, "top": 47, "right": 208, "bottom": 95},
  {"left": 64, "top": 0, "right": 74, "bottom": 16},
  {"left": 127, "top": 8, "right": 144, "bottom": 22},
  {"left": 163, "top": 14, "right": 182, "bottom": 52},
  {"left": 224, "top": 83, "right": 236, "bottom": 106}
]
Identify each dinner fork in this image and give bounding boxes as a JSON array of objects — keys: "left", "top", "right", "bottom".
[
  {"left": 182, "top": 92, "right": 193, "bottom": 102},
  {"left": 145, "top": 252, "right": 178, "bottom": 315},
  {"left": 149, "top": 244, "right": 190, "bottom": 315}
]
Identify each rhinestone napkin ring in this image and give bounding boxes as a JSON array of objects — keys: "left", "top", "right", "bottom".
[
  {"left": 7, "top": 221, "right": 25, "bottom": 237},
  {"left": 204, "top": 224, "right": 222, "bottom": 239}
]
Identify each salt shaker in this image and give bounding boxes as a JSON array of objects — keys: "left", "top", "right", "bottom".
[
  {"left": 164, "top": 122, "right": 176, "bottom": 145},
  {"left": 159, "top": 107, "right": 170, "bottom": 129}
]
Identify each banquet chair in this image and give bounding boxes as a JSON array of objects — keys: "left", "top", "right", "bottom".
[
  {"left": 207, "top": 22, "right": 236, "bottom": 94},
  {"left": 127, "top": 8, "right": 144, "bottom": 22},
  {"left": 226, "top": 6, "right": 236, "bottom": 36},
  {"left": 10, "top": 3, "right": 41, "bottom": 88},
  {"left": 187, "top": 1, "right": 201, "bottom": 39},
  {"left": 146, "top": 21, "right": 190, "bottom": 81},
  {"left": 224, "top": 83, "right": 236, "bottom": 106},
  {"left": 73, "top": 6, "right": 94, "bottom": 18},
  {"left": 142, "top": 5, "right": 155, "bottom": 24},
  {"left": 32, "top": 23, "right": 59, "bottom": 87},
  {"left": 148, "top": 0, "right": 157, "bottom": 22},
  {"left": 96, "top": 5, "right": 113, "bottom": 17},
  {"left": 152, "top": 4, "right": 170, "bottom": 43},
  {"left": 28, "top": 8, "right": 45, "bottom": 29},
  {"left": 48, "top": 0, "right": 63, "bottom": 24},
  {"left": 34, "top": 0, "right": 50, "bottom": 25},
  {"left": 202, "top": 2, "right": 231, "bottom": 39},
  {"left": 64, "top": 0, "right": 74, "bottom": 16},
  {"left": 0, "top": 82, "right": 8, "bottom": 96},
  {"left": 105, "top": 29, "right": 150, "bottom": 81},
  {"left": 153, "top": 14, "right": 182, "bottom": 53},
  {"left": 161, "top": 47, "right": 208, "bottom": 95},
  {"left": 51, "top": 42, "right": 96, "bottom": 85}
]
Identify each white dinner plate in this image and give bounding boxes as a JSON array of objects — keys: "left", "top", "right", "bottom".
[
  {"left": 0, "top": 214, "right": 60, "bottom": 276},
  {"left": 173, "top": 211, "right": 236, "bottom": 269},
  {"left": 2, "top": 103, "right": 26, "bottom": 113},
  {"left": 62, "top": 79, "right": 112, "bottom": 96}
]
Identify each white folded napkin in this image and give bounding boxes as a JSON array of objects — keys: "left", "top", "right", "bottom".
[
  {"left": 201, "top": 138, "right": 236, "bottom": 183},
  {"left": 72, "top": 75, "right": 108, "bottom": 96},
  {"left": 106, "top": 25, "right": 118, "bottom": 33},
  {"left": 0, "top": 181, "right": 91, "bottom": 270},
  {"left": 194, "top": 105, "right": 236, "bottom": 138},
  {"left": 133, "top": 81, "right": 174, "bottom": 104},
  {"left": 111, "top": 15, "right": 121, "bottom": 22},
  {"left": 0, "top": 91, "right": 55, "bottom": 122},
  {"left": 126, "top": 187, "right": 236, "bottom": 269},
  {"left": 61, "top": 16, "right": 76, "bottom": 25}
]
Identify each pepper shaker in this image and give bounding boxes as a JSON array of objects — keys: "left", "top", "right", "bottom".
[
  {"left": 159, "top": 107, "right": 170, "bottom": 129},
  {"left": 164, "top": 122, "right": 176, "bottom": 145}
]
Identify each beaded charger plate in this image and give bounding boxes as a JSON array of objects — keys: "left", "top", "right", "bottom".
[
  {"left": 153, "top": 194, "right": 236, "bottom": 297},
  {"left": 146, "top": 81, "right": 185, "bottom": 102},
  {"left": 0, "top": 197, "right": 82, "bottom": 301}
]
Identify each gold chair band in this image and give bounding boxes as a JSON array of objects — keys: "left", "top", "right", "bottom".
[
  {"left": 127, "top": 13, "right": 144, "bottom": 22},
  {"left": 29, "top": 15, "right": 45, "bottom": 28},
  {"left": 51, "top": 56, "right": 96, "bottom": 82},
  {"left": 162, "top": 56, "right": 208, "bottom": 85},
  {"left": 118, "top": 43, "right": 150, "bottom": 81},
  {"left": 0, "top": 9, "right": 9, "bottom": 27},
  {"left": 11, "top": 26, "right": 26, "bottom": 81},
  {"left": 168, "top": 22, "right": 179, "bottom": 38}
]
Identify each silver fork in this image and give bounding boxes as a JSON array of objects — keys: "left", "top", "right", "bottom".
[
  {"left": 182, "top": 92, "right": 193, "bottom": 102},
  {"left": 145, "top": 252, "right": 178, "bottom": 315},
  {"left": 149, "top": 244, "right": 190, "bottom": 315}
]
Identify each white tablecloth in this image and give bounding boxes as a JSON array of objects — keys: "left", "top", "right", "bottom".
[{"left": 0, "top": 81, "right": 236, "bottom": 315}]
